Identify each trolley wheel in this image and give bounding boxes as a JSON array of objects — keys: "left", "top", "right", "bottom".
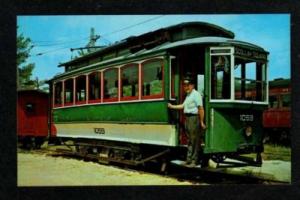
[
  {"left": 200, "top": 155, "right": 209, "bottom": 168},
  {"left": 211, "top": 154, "right": 227, "bottom": 163},
  {"left": 21, "top": 136, "right": 35, "bottom": 149},
  {"left": 34, "top": 137, "right": 45, "bottom": 149}
]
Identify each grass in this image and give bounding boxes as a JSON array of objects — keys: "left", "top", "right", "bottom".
[
  {"left": 262, "top": 144, "right": 291, "bottom": 162},
  {"left": 243, "top": 144, "right": 291, "bottom": 162}
]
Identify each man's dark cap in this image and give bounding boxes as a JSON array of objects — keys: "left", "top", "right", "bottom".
[{"left": 183, "top": 77, "right": 195, "bottom": 85}]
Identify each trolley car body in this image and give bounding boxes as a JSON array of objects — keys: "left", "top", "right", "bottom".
[{"left": 50, "top": 22, "right": 269, "bottom": 165}]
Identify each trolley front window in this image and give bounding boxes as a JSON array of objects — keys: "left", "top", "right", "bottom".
[
  {"left": 234, "top": 59, "right": 267, "bottom": 102},
  {"left": 210, "top": 47, "right": 268, "bottom": 103},
  {"left": 211, "top": 55, "right": 231, "bottom": 99}
]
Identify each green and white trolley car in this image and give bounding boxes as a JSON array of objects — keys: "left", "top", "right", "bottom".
[{"left": 50, "top": 22, "right": 269, "bottom": 167}]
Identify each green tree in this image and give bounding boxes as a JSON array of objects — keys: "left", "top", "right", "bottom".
[
  {"left": 35, "top": 77, "right": 49, "bottom": 92},
  {"left": 17, "top": 31, "right": 35, "bottom": 89}
]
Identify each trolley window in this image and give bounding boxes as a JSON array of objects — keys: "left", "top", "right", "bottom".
[
  {"left": 121, "top": 64, "right": 139, "bottom": 100},
  {"left": 234, "top": 59, "right": 267, "bottom": 101},
  {"left": 88, "top": 72, "right": 101, "bottom": 103},
  {"left": 76, "top": 75, "right": 86, "bottom": 104},
  {"left": 54, "top": 82, "right": 63, "bottom": 107},
  {"left": 282, "top": 94, "right": 291, "bottom": 108},
  {"left": 103, "top": 68, "right": 118, "bottom": 102},
  {"left": 211, "top": 55, "right": 231, "bottom": 99},
  {"left": 64, "top": 79, "right": 74, "bottom": 105},
  {"left": 142, "top": 59, "right": 164, "bottom": 99}
]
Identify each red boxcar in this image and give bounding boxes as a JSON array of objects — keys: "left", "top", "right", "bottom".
[
  {"left": 17, "top": 89, "right": 49, "bottom": 148},
  {"left": 263, "top": 108, "right": 291, "bottom": 128}
]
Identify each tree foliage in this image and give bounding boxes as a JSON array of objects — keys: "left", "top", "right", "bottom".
[
  {"left": 17, "top": 31, "right": 36, "bottom": 89},
  {"left": 17, "top": 33, "right": 33, "bottom": 66}
]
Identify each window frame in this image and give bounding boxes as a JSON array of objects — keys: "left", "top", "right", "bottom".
[
  {"left": 209, "top": 47, "right": 233, "bottom": 101},
  {"left": 88, "top": 71, "right": 102, "bottom": 104},
  {"left": 120, "top": 63, "right": 139, "bottom": 101},
  {"left": 53, "top": 81, "right": 63, "bottom": 108},
  {"left": 75, "top": 75, "right": 87, "bottom": 105},
  {"left": 141, "top": 58, "right": 164, "bottom": 100},
  {"left": 103, "top": 67, "right": 119, "bottom": 102},
  {"left": 64, "top": 78, "right": 75, "bottom": 106},
  {"left": 52, "top": 56, "right": 167, "bottom": 109},
  {"left": 209, "top": 46, "right": 268, "bottom": 105}
]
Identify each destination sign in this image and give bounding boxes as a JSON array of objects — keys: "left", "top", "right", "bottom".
[{"left": 235, "top": 47, "right": 267, "bottom": 61}]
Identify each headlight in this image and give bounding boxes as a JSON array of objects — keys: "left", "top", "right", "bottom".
[{"left": 245, "top": 126, "right": 252, "bottom": 137}]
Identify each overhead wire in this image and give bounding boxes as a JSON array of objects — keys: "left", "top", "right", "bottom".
[
  {"left": 32, "top": 15, "right": 165, "bottom": 56},
  {"left": 99, "top": 36, "right": 112, "bottom": 45},
  {"left": 30, "top": 41, "right": 86, "bottom": 57},
  {"left": 32, "top": 36, "right": 90, "bottom": 45},
  {"left": 101, "top": 15, "right": 165, "bottom": 37},
  {"left": 32, "top": 38, "right": 89, "bottom": 47}
]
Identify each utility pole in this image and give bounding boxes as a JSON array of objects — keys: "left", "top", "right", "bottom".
[
  {"left": 71, "top": 27, "right": 104, "bottom": 59},
  {"left": 86, "top": 28, "right": 100, "bottom": 53}
]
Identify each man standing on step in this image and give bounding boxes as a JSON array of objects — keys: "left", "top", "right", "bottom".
[{"left": 168, "top": 76, "right": 206, "bottom": 167}]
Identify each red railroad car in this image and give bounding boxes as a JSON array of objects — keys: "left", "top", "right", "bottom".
[
  {"left": 17, "top": 89, "right": 49, "bottom": 148},
  {"left": 263, "top": 78, "right": 291, "bottom": 144}
]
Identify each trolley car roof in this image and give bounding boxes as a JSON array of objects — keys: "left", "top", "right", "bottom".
[
  {"left": 55, "top": 22, "right": 268, "bottom": 79},
  {"left": 53, "top": 36, "right": 268, "bottom": 80},
  {"left": 150, "top": 36, "right": 267, "bottom": 52},
  {"left": 58, "top": 22, "right": 235, "bottom": 67}
]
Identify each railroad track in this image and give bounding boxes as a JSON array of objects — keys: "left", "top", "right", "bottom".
[{"left": 18, "top": 146, "right": 289, "bottom": 185}]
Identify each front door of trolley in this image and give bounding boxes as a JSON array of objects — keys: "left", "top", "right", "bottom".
[{"left": 175, "top": 46, "right": 206, "bottom": 145}]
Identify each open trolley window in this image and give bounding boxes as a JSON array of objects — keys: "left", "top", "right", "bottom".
[{"left": 210, "top": 47, "right": 268, "bottom": 104}]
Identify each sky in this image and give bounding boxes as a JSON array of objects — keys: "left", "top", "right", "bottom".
[{"left": 17, "top": 14, "right": 290, "bottom": 81}]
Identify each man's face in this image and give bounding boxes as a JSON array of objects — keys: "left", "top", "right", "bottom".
[{"left": 183, "top": 83, "right": 194, "bottom": 94}]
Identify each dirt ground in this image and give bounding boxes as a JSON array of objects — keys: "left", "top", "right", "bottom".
[
  {"left": 17, "top": 144, "right": 291, "bottom": 186},
  {"left": 17, "top": 151, "right": 199, "bottom": 186}
]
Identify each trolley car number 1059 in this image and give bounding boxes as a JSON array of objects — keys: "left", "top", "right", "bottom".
[{"left": 94, "top": 128, "right": 105, "bottom": 134}]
